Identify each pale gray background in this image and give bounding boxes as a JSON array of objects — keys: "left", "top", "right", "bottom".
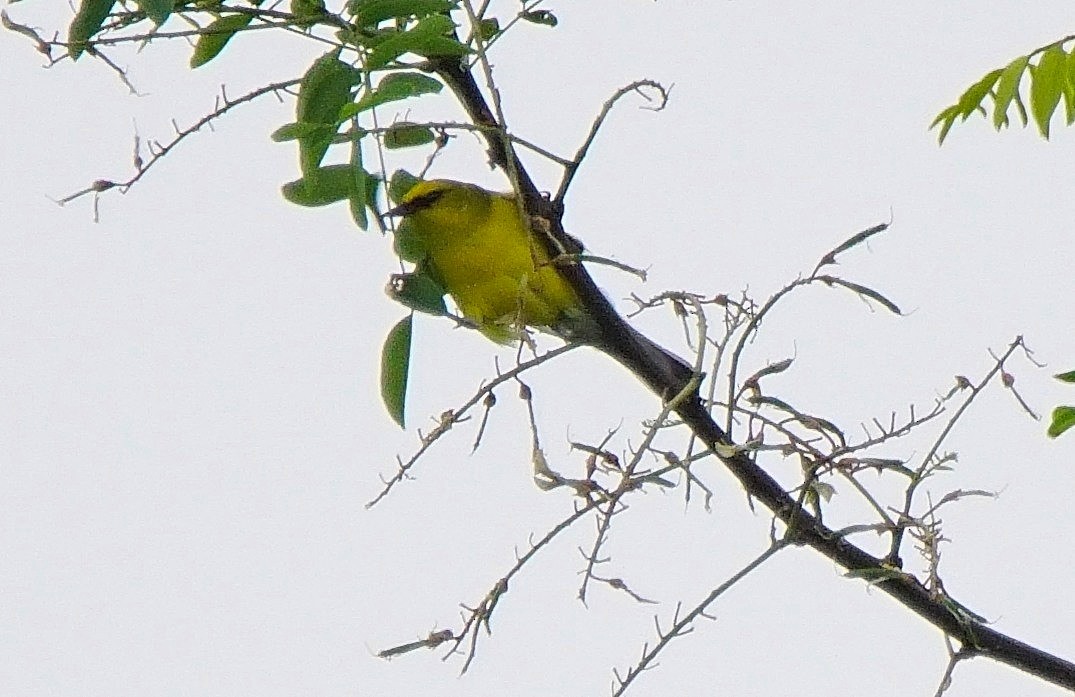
[{"left": 3, "top": 2, "right": 1074, "bottom": 696}]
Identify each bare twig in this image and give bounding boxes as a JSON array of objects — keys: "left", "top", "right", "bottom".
[
  {"left": 556, "top": 80, "right": 670, "bottom": 204},
  {"left": 366, "top": 343, "right": 577, "bottom": 507},
  {"left": 55, "top": 78, "right": 302, "bottom": 211},
  {"left": 888, "top": 337, "right": 1026, "bottom": 563},
  {"left": 933, "top": 635, "right": 979, "bottom": 697},
  {"left": 612, "top": 541, "right": 786, "bottom": 696},
  {"left": 725, "top": 222, "right": 893, "bottom": 435},
  {"left": 2, "top": 11, "right": 54, "bottom": 58},
  {"left": 447, "top": 502, "right": 599, "bottom": 673}
]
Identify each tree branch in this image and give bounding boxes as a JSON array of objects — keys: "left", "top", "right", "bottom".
[{"left": 428, "top": 55, "right": 1075, "bottom": 691}]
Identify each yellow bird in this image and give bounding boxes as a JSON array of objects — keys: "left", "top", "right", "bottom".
[{"left": 385, "top": 179, "right": 694, "bottom": 394}]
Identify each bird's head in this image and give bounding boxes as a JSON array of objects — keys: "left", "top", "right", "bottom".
[{"left": 384, "top": 179, "right": 493, "bottom": 230}]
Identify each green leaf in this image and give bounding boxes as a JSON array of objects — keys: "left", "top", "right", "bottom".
[
  {"left": 1055, "top": 369, "right": 1075, "bottom": 384},
  {"left": 1030, "top": 45, "right": 1066, "bottom": 138},
  {"left": 290, "top": 0, "right": 326, "bottom": 27},
  {"left": 349, "top": 193, "right": 368, "bottom": 227},
  {"left": 365, "top": 14, "right": 470, "bottom": 70},
  {"left": 282, "top": 163, "right": 377, "bottom": 230},
  {"left": 368, "top": 34, "right": 470, "bottom": 70},
  {"left": 350, "top": 0, "right": 455, "bottom": 28},
  {"left": 354, "top": 170, "right": 382, "bottom": 228},
  {"left": 381, "top": 315, "right": 414, "bottom": 428},
  {"left": 384, "top": 122, "right": 435, "bottom": 149},
  {"left": 930, "top": 104, "right": 961, "bottom": 145},
  {"left": 296, "top": 53, "right": 360, "bottom": 173},
  {"left": 477, "top": 17, "right": 500, "bottom": 41},
  {"left": 281, "top": 164, "right": 356, "bottom": 206},
  {"left": 1066, "top": 49, "right": 1075, "bottom": 125},
  {"left": 297, "top": 53, "right": 360, "bottom": 124},
  {"left": 388, "top": 271, "right": 448, "bottom": 316},
  {"left": 343, "top": 72, "right": 443, "bottom": 117},
  {"left": 349, "top": 145, "right": 369, "bottom": 229},
  {"left": 1047, "top": 406, "right": 1075, "bottom": 439},
  {"left": 993, "top": 55, "right": 1029, "bottom": 130},
  {"left": 190, "top": 14, "right": 254, "bottom": 68},
  {"left": 1012, "top": 90, "right": 1029, "bottom": 126},
  {"left": 391, "top": 219, "right": 426, "bottom": 262},
  {"left": 955, "top": 68, "right": 1003, "bottom": 119},
  {"left": 387, "top": 169, "right": 419, "bottom": 221},
  {"left": 521, "top": 9, "right": 557, "bottom": 26},
  {"left": 136, "top": 0, "right": 172, "bottom": 25},
  {"left": 298, "top": 125, "right": 342, "bottom": 174},
  {"left": 68, "top": 0, "right": 117, "bottom": 60},
  {"left": 270, "top": 121, "right": 327, "bottom": 142},
  {"left": 388, "top": 169, "right": 421, "bottom": 203}
]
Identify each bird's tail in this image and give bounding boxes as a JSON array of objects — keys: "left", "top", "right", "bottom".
[
  {"left": 596, "top": 322, "right": 698, "bottom": 403},
  {"left": 557, "top": 308, "right": 698, "bottom": 404}
]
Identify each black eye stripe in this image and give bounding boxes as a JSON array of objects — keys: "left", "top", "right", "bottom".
[{"left": 408, "top": 189, "right": 445, "bottom": 210}]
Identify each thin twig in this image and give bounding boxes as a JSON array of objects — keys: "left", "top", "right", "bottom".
[
  {"left": 55, "top": 78, "right": 301, "bottom": 210},
  {"left": 449, "top": 502, "right": 599, "bottom": 673},
  {"left": 556, "top": 80, "right": 670, "bottom": 204},
  {"left": 888, "top": 337, "right": 1025, "bottom": 563},
  {"left": 612, "top": 541, "right": 786, "bottom": 696},
  {"left": 366, "top": 343, "right": 577, "bottom": 507}
]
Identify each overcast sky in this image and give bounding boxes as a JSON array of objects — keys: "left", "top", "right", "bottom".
[{"left": 3, "top": 2, "right": 1075, "bottom": 696}]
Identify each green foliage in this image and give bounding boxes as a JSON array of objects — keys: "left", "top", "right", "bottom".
[
  {"left": 350, "top": 0, "right": 456, "bottom": 28},
  {"left": 297, "top": 53, "right": 361, "bottom": 126},
  {"left": 67, "top": 0, "right": 117, "bottom": 60},
  {"left": 1030, "top": 46, "right": 1067, "bottom": 138},
  {"left": 59, "top": 0, "right": 469, "bottom": 239},
  {"left": 992, "top": 55, "right": 1029, "bottom": 130},
  {"left": 348, "top": 149, "right": 372, "bottom": 229},
  {"left": 295, "top": 53, "right": 361, "bottom": 174},
  {"left": 270, "top": 122, "right": 329, "bottom": 142},
  {"left": 933, "top": 39, "right": 1075, "bottom": 143},
  {"left": 391, "top": 219, "right": 425, "bottom": 262},
  {"left": 281, "top": 164, "right": 378, "bottom": 227},
  {"left": 1048, "top": 406, "right": 1075, "bottom": 439},
  {"left": 381, "top": 315, "right": 414, "bottom": 428},
  {"left": 43, "top": 0, "right": 1075, "bottom": 444},
  {"left": 271, "top": 28, "right": 448, "bottom": 231},
  {"left": 1048, "top": 370, "right": 1075, "bottom": 439},
  {"left": 384, "top": 122, "right": 436, "bottom": 149},
  {"left": 477, "top": 18, "right": 500, "bottom": 41},
  {"left": 290, "top": 0, "right": 326, "bottom": 28},
  {"left": 343, "top": 72, "right": 443, "bottom": 118},
  {"left": 137, "top": 0, "right": 173, "bottom": 25},
  {"left": 364, "top": 14, "right": 471, "bottom": 69},
  {"left": 388, "top": 170, "right": 421, "bottom": 204},
  {"left": 281, "top": 164, "right": 360, "bottom": 206},
  {"left": 189, "top": 13, "right": 254, "bottom": 68},
  {"left": 49, "top": 0, "right": 540, "bottom": 425},
  {"left": 387, "top": 172, "right": 427, "bottom": 261},
  {"left": 388, "top": 270, "right": 448, "bottom": 316},
  {"left": 936, "top": 39, "right": 1075, "bottom": 441}
]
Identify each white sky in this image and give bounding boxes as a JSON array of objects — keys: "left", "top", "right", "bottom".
[{"left": 3, "top": 2, "right": 1075, "bottom": 696}]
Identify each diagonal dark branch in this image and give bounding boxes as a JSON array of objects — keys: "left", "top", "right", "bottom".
[{"left": 427, "top": 56, "right": 1075, "bottom": 692}]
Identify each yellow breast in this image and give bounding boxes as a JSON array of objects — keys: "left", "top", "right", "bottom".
[{"left": 403, "top": 181, "right": 581, "bottom": 342}]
